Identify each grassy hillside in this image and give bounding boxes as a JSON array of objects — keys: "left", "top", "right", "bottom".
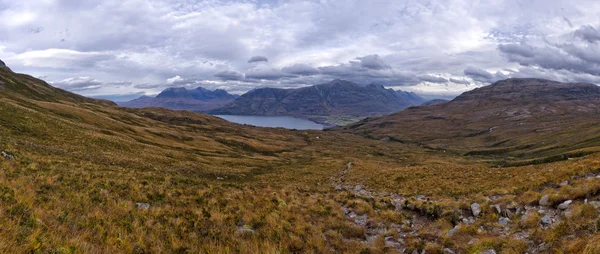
[{"left": 2, "top": 69, "right": 600, "bottom": 253}]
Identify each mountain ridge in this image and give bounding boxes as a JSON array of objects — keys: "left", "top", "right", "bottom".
[
  {"left": 120, "top": 86, "right": 237, "bottom": 111},
  {"left": 336, "top": 78, "right": 600, "bottom": 164},
  {"left": 210, "top": 79, "right": 424, "bottom": 125}
]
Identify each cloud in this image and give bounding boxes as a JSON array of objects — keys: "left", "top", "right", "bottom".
[
  {"left": 355, "top": 54, "right": 391, "bottom": 70},
  {"left": 247, "top": 56, "right": 268, "bottom": 63},
  {"left": 245, "top": 64, "right": 292, "bottom": 80},
  {"left": 281, "top": 64, "right": 320, "bottom": 76},
  {"left": 574, "top": 25, "right": 600, "bottom": 43},
  {"left": 449, "top": 78, "right": 471, "bottom": 85},
  {"left": 9, "top": 49, "right": 114, "bottom": 69},
  {"left": 214, "top": 70, "right": 245, "bottom": 80},
  {"left": 166, "top": 75, "right": 184, "bottom": 84},
  {"left": 418, "top": 75, "right": 448, "bottom": 83},
  {"left": 50, "top": 77, "right": 132, "bottom": 92}
]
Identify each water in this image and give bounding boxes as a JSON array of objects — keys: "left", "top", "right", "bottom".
[{"left": 214, "top": 115, "right": 324, "bottom": 130}]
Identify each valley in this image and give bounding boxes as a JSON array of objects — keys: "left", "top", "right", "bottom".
[{"left": 2, "top": 66, "right": 600, "bottom": 253}]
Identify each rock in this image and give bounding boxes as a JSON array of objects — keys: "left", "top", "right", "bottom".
[
  {"left": 237, "top": 225, "right": 254, "bottom": 234},
  {"left": 354, "top": 185, "right": 363, "bottom": 191},
  {"left": 541, "top": 215, "right": 552, "bottom": 225},
  {"left": 539, "top": 194, "right": 550, "bottom": 206},
  {"left": 443, "top": 248, "right": 456, "bottom": 254},
  {"left": 136, "top": 202, "right": 150, "bottom": 210},
  {"left": 1, "top": 151, "right": 15, "bottom": 160},
  {"left": 471, "top": 203, "right": 482, "bottom": 217},
  {"left": 216, "top": 177, "right": 224, "bottom": 180},
  {"left": 492, "top": 204, "right": 502, "bottom": 214},
  {"left": 558, "top": 200, "right": 572, "bottom": 210},
  {"left": 417, "top": 195, "right": 427, "bottom": 201},
  {"left": 559, "top": 180, "right": 569, "bottom": 187},
  {"left": 482, "top": 250, "right": 496, "bottom": 254},
  {"left": 447, "top": 225, "right": 459, "bottom": 236},
  {"left": 498, "top": 217, "right": 510, "bottom": 225},
  {"left": 335, "top": 185, "right": 343, "bottom": 191},
  {"left": 589, "top": 201, "right": 600, "bottom": 209}
]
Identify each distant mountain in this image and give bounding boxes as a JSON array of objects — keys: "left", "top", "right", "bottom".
[
  {"left": 120, "top": 87, "right": 238, "bottom": 112},
  {"left": 337, "top": 78, "right": 600, "bottom": 164},
  {"left": 420, "top": 99, "right": 449, "bottom": 106},
  {"left": 210, "top": 79, "right": 424, "bottom": 125}
]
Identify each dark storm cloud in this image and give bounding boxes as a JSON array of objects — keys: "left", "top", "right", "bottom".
[{"left": 247, "top": 56, "right": 269, "bottom": 63}]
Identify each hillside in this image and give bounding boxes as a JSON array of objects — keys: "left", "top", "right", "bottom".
[
  {"left": 120, "top": 87, "right": 237, "bottom": 111},
  {"left": 337, "top": 78, "right": 600, "bottom": 165},
  {"left": 210, "top": 79, "right": 424, "bottom": 125},
  {"left": 3, "top": 65, "right": 600, "bottom": 253}
]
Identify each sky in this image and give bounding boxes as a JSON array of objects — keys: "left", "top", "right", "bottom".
[{"left": 2, "top": 0, "right": 600, "bottom": 101}]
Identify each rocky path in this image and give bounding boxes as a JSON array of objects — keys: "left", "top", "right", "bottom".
[{"left": 328, "top": 162, "right": 600, "bottom": 253}]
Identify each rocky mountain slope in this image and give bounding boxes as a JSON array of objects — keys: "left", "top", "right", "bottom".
[
  {"left": 337, "top": 78, "right": 600, "bottom": 164},
  {"left": 120, "top": 86, "right": 237, "bottom": 111},
  {"left": 210, "top": 79, "right": 424, "bottom": 125},
  {"left": 3, "top": 64, "right": 600, "bottom": 253}
]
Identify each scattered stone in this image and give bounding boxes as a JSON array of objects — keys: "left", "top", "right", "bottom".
[
  {"left": 354, "top": 185, "right": 363, "bottom": 191},
  {"left": 559, "top": 180, "right": 569, "bottom": 187},
  {"left": 471, "top": 203, "right": 481, "bottom": 217},
  {"left": 482, "top": 249, "right": 496, "bottom": 254},
  {"left": 447, "top": 225, "right": 459, "bottom": 236},
  {"left": 136, "top": 202, "right": 150, "bottom": 210},
  {"left": 539, "top": 194, "right": 550, "bottom": 206},
  {"left": 541, "top": 215, "right": 552, "bottom": 225},
  {"left": 498, "top": 217, "right": 510, "bottom": 225},
  {"left": 417, "top": 195, "right": 427, "bottom": 201},
  {"left": 589, "top": 201, "right": 600, "bottom": 209},
  {"left": 1, "top": 151, "right": 15, "bottom": 160},
  {"left": 443, "top": 248, "right": 456, "bottom": 254},
  {"left": 492, "top": 204, "right": 502, "bottom": 214},
  {"left": 558, "top": 200, "right": 572, "bottom": 210},
  {"left": 335, "top": 185, "right": 343, "bottom": 191},
  {"left": 237, "top": 225, "right": 254, "bottom": 234},
  {"left": 217, "top": 177, "right": 224, "bottom": 180}
]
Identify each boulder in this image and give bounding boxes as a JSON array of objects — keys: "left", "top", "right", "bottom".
[
  {"left": 559, "top": 180, "right": 569, "bottom": 187},
  {"left": 539, "top": 194, "right": 550, "bottom": 206},
  {"left": 557, "top": 200, "right": 572, "bottom": 210},
  {"left": 471, "top": 203, "right": 481, "bottom": 217},
  {"left": 482, "top": 249, "right": 496, "bottom": 254}
]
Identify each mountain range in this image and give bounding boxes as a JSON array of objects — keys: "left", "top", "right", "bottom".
[
  {"left": 120, "top": 87, "right": 238, "bottom": 111},
  {"left": 210, "top": 79, "right": 424, "bottom": 125}
]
